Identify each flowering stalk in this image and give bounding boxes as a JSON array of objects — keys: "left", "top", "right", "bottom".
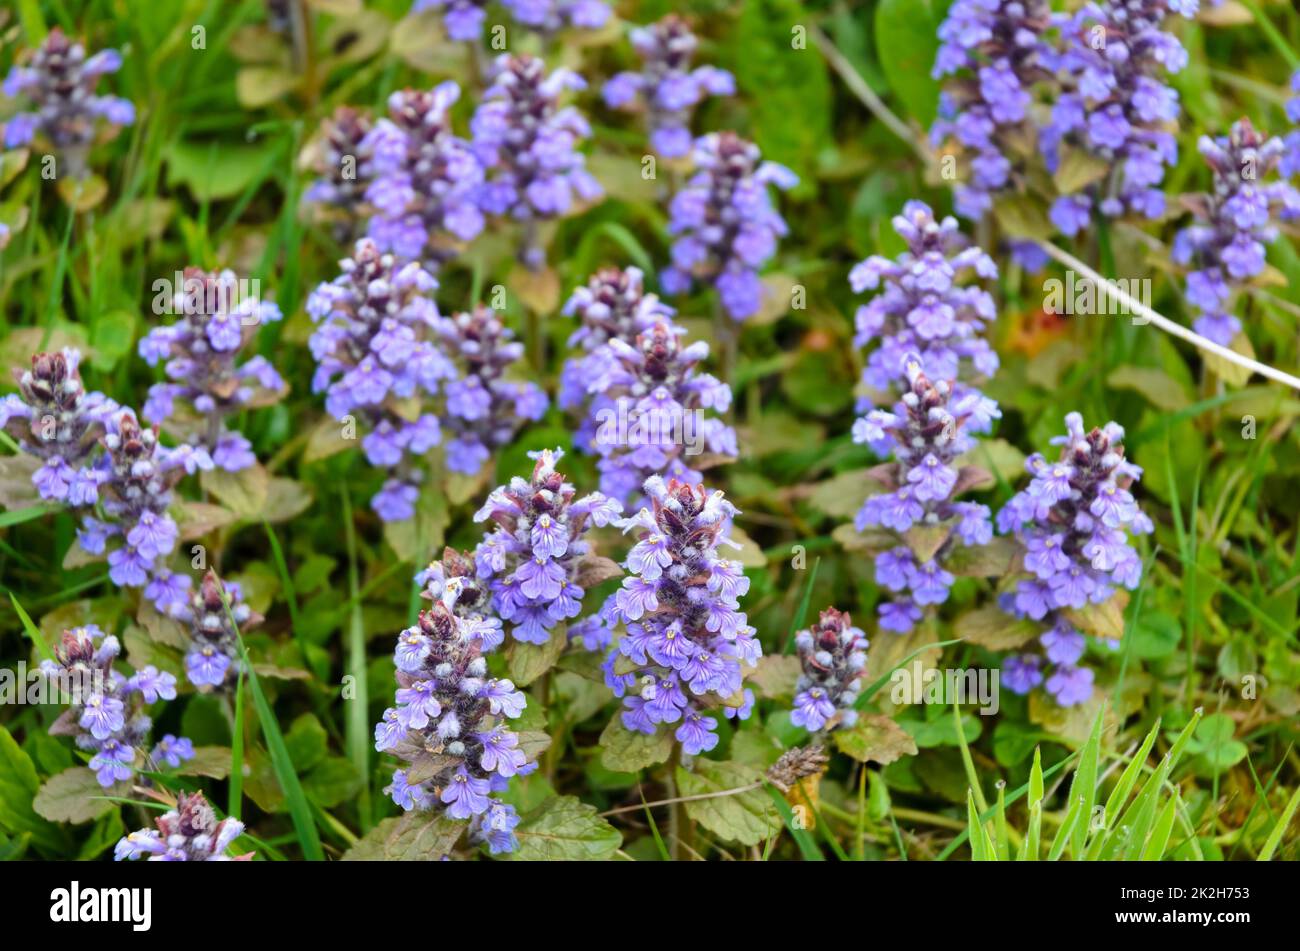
[
  {"left": 849, "top": 201, "right": 999, "bottom": 400},
  {"left": 79, "top": 411, "right": 211, "bottom": 612},
  {"left": 1, "top": 28, "right": 134, "bottom": 177},
  {"left": 853, "top": 359, "right": 999, "bottom": 633},
  {"left": 471, "top": 55, "right": 602, "bottom": 269},
  {"left": 791, "top": 608, "right": 869, "bottom": 734},
  {"left": 1043, "top": 1, "right": 1196, "bottom": 236},
  {"left": 116, "top": 791, "right": 251, "bottom": 861},
  {"left": 436, "top": 305, "right": 547, "bottom": 475},
  {"left": 996, "top": 413, "right": 1152, "bottom": 706},
  {"left": 139, "top": 267, "right": 285, "bottom": 471},
  {"left": 41, "top": 623, "right": 191, "bottom": 788},
  {"left": 472, "top": 447, "right": 622, "bottom": 645},
  {"left": 0, "top": 349, "right": 121, "bottom": 504},
  {"left": 179, "top": 570, "right": 261, "bottom": 691},
  {"left": 600, "top": 477, "right": 758, "bottom": 755},
  {"left": 559, "top": 266, "right": 677, "bottom": 452},
  {"left": 585, "top": 321, "right": 737, "bottom": 508},
  {"left": 303, "top": 106, "right": 374, "bottom": 240},
  {"left": 1173, "top": 118, "right": 1300, "bottom": 345},
  {"left": 308, "top": 238, "right": 454, "bottom": 521},
  {"left": 602, "top": 15, "right": 735, "bottom": 158},
  {"left": 362, "top": 83, "right": 486, "bottom": 263},
  {"left": 931, "top": 0, "right": 1054, "bottom": 220},
  {"left": 412, "top": 0, "right": 610, "bottom": 41},
  {"left": 374, "top": 572, "right": 534, "bottom": 854},
  {"left": 661, "top": 131, "right": 797, "bottom": 320}
]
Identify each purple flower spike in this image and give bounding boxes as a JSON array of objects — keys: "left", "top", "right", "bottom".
[
  {"left": 931, "top": 0, "right": 1054, "bottom": 219},
  {"left": 1282, "top": 71, "right": 1300, "bottom": 179},
  {"left": 413, "top": 0, "right": 609, "bottom": 40},
  {"left": 138, "top": 267, "right": 284, "bottom": 472},
  {"left": 853, "top": 359, "right": 998, "bottom": 634},
  {"left": 472, "top": 447, "right": 621, "bottom": 646},
  {"left": 362, "top": 83, "right": 486, "bottom": 265},
  {"left": 2, "top": 28, "right": 134, "bottom": 177},
  {"left": 116, "top": 791, "right": 251, "bottom": 861},
  {"left": 1041, "top": 1, "right": 1196, "bottom": 232},
  {"left": 560, "top": 267, "right": 677, "bottom": 452},
  {"left": 436, "top": 305, "right": 547, "bottom": 475},
  {"left": 175, "top": 570, "right": 260, "bottom": 692},
  {"left": 41, "top": 624, "right": 193, "bottom": 790},
  {"left": 376, "top": 558, "right": 535, "bottom": 854},
  {"left": 2, "top": 349, "right": 121, "bottom": 504},
  {"left": 996, "top": 413, "right": 1153, "bottom": 707},
  {"left": 308, "top": 239, "right": 455, "bottom": 521},
  {"left": 603, "top": 16, "right": 734, "bottom": 159},
  {"left": 849, "top": 200, "right": 999, "bottom": 399},
  {"left": 662, "top": 132, "right": 796, "bottom": 320},
  {"left": 1173, "top": 119, "right": 1300, "bottom": 346},
  {"left": 303, "top": 106, "right": 374, "bottom": 240},
  {"left": 601, "top": 478, "right": 758, "bottom": 755},
  {"left": 791, "top": 608, "right": 869, "bottom": 734},
  {"left": 471, "top": 55, "right": 602, "bottom": 269},
  {"left": 586, "top": 322, "right": 736, "bottom": 508}
]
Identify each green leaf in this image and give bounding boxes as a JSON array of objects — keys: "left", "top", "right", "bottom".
[
  {"left": 1258, "top": 785, "right": 1300, "bottom": 862},
  {"left": 676, "top": 760, "right": 782, "bottom": 847},
  {"left": 303, "top": 757, "right": 363, "bottom": 808},
  {"left": 0, "top": 726, "right": 64, "bottom": 854},
  {"left": 32, "top": 767, "right": 124, "bottom": 825},
  {"left": 874, "top": 0, "right": 941, "bottom": 126},
  {"left": 284, "top": 714, "right": 329, "bottom": 772},
  {"left": 341, "top": 811, "right": 465, "bottom": 861},
  {"left": 511, "top": 795, "right": 622, "bottom": 861},
  {"left": 833, "top": 715, "right": 918, "bottom": 765},
  {"left": 599, "top": 718, "right": 673, "bottom": 773},
  {"left": 506, "top": 624, "right": 567, "bottom": 687},
  {"left": 175, "top": 746, "right": 233, "bottom": 780},
  {"left": 166, "top": 139, "right": 281, "bottom": 202},
  {"left": 733, "top": 0, "right": 832, "bottom": 196}
]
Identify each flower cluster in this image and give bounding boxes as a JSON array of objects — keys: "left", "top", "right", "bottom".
[
  {"left": 412, "top": 0, "right": 609, "bottom": 41},
  {"left": 471, "top": 55, "right": 602, "bottom": 268},
  {"left": 363, "top": 83, "right": 486, "bottom": 262},
  {"left": 1042, "top": 1, "right": 1195, "bottom": 236},
  {"left": 138, "top": 268, "right": 285, "bottom": 471},
  {"left": 303, "top": 106, "right": 373, "bottom": 235},
  {"left": 1, "top": 28, "right": 134, "bottom": 176},
  {"left": 854, "top": 359, "right": 999, "bottom": 633},
  {"left": 77, "top": 411, "right": 206, "bottom": 608},
  {"left": 602, "top": 15, "right": 735, "bottom": 158},
  {"left": 308, "top": 239, "right": 454, "bottom": 521},
  {"left": 559, "top": 266, "right": 677, "bottom": 452},
  {"left": 116, "top": 791, "right": 251, "bottom": 861},
  {"left": 849, "top": 201, "right": 999, "bottom": 398},
  {"left": 177, "top": 570, "right": 260, "bottom": 691},
  {"left": 374, "top": 593, "right": 533, "bottom": 854},
  {"left": 1283, "top": 71, "right": 1300, "bottom": 179},
  {"left": 661, "top": 131, "right": 797, "bottom": 320},
  {"left": 930, "top": 0, "right": 1054, "bottom": 220},
  {"left": 586, "top": 322, "right": 736, "bottom": 508},
  {"left": 996, "top": 413, "right": 1152, "bottom": 706},
  {"left": 1173, "top": 119, "right": 1300, "bottom": 345},
  {"left": 791, "top": 608, "right": 869, "bottom": 734},
  {"left": 0, "top": 349, "right": 120, "bottom": 504},
  {"left": 601, "top": 477, "right": 758, "bottom": 756},
  {"left": 435, "top": 305, "right": 547, "bottom": 475},
  {"left": 40, "top": 623, "right": 190, "bottom": 788},
  {"left": 472, "top": 448, "right": 622, "bottom": 645}
]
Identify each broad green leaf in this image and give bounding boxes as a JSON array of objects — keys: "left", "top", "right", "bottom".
[
  {"left": 834, "top": 715, "right": 918, "bottom": 765},
  {"left": 0, "top": 726, "right": 65, "bottom": 853},
  {"left": 677, "top": 760, "right": 782, "bottom": 847},
  {"left": 599, "top": 718, "right": 673, "bottom": 773},
  {"left": 33, "top": 767, "right": 124, "bottom": 825},
  {"left": 341, "top": 812, "right": 464, "bottom": 861},
  {"left": 511, "top": 795, "right": 622, "bottom": 861},
  {"left": 874, "top": 0, "right": 941, "bottom": 126}
]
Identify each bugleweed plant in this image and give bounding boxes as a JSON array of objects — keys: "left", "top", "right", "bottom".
[{"left": 0, "top": 0, "right": 1297, "bottom": 869}]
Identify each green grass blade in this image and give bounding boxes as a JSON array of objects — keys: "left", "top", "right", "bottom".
[
  {"left": 340, "top": 488, "right": 372, "bottom": 831},
  {"left": 1047, "top": 793, "right": 1083, "bottom": 861},
  {"left": 10, "top": 592, "right": 54, "bottom": 662},
  {"left": 228, "top": 666, "right": 245, "bottom": 820},
  {"left": 764, "top": 783, "right": 824, "bottom": 861},
  {"left": 1258, "top": 785, "right": 1300, "bottom": 861},
  {"left": 993, "top": 781, "right": 1009, "bottom": 861},
  {"left": 1069, "top": 704, "right": 1104, "bottom": 858},
  {"left": 0, "top": 503, "right": 59, "bottom": 529},
  {"left": 1023, "top": 801, "right": 1041, "bottom": 861},
  {"left": 1142, "top": 792, "right": 1179, "bottom": 860},
  {"left": 639, "top": 786, "right": 671, "bottom": 862},
  {"left": 1103, "top": 718, "right": 1161, "bottom": 827},
  {"left": 1028, "top": 746, "right": 1044, "bottom": 809},
  {"left": 223, "top": 584, "right": 324, "bottom": 861},
  {"left": 782, "top": 557, "right": 820, "bottom": 653}
]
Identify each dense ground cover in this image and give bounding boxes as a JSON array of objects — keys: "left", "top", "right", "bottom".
[{"left": 0, "top": 0, "right": 1297, "bottom": 862}]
